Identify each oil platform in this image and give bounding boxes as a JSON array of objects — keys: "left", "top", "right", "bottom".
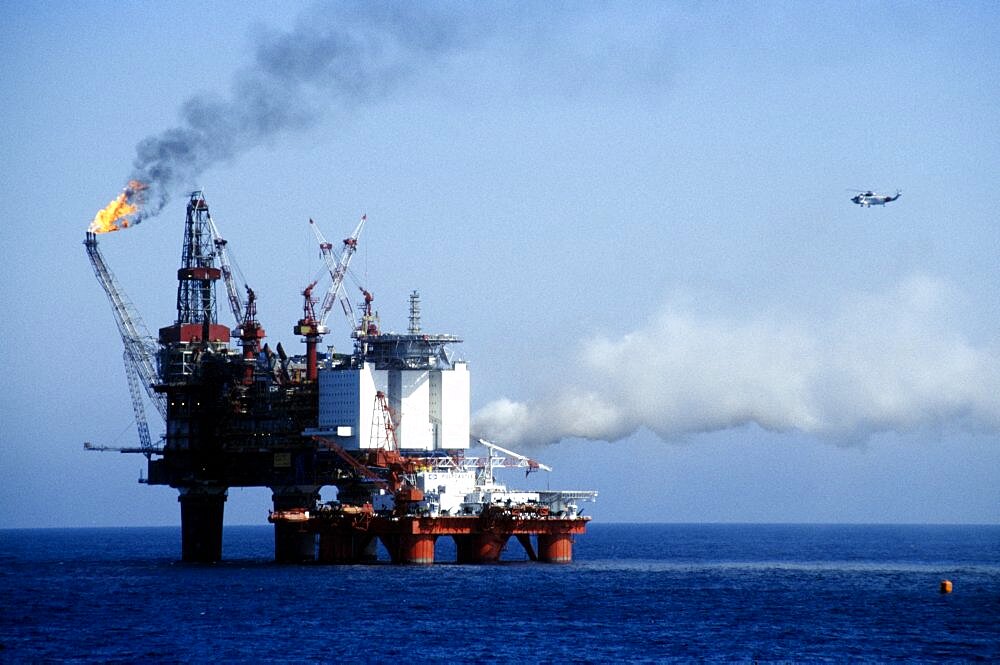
[{"left": 85, "top": 191, "right": 596, "bottom": 564}]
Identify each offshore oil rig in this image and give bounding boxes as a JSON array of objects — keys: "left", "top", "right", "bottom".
[{"left": 84, "top": 190, "right": 596, "bottom": 564}]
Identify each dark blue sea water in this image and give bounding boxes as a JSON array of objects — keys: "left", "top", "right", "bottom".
[{"left": 1, "top": 524, "right": 998, "bottom": 662}]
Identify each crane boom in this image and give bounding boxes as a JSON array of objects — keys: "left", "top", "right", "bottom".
[
  {"left": 310, "top": 215, "right": 366, "bottom": 328},
  {"left": 476, "top": 438, "right": 552, "bottom": 471},
  {"left": 475, "top": 437, "right": 552, "bottom": 485},
  {"left": 206, "top": 215, "right": 244, "bottom": 326},
  {"left": 84, "top": 232, "right": 166, "bottom": 429},
  {"left": 123, "top": 350, "right": 155, "bottom": 454}
]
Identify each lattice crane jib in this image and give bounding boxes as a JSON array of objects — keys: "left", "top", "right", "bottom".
[
  {"left": 310, "top": 215, "right": 367, "bottom": 330},
  {"left": 84, "top": 232, "right": 165, "bottom": 455},
  {"left": 206, "top": 214, "right": 244, "bottom": 326},
  {"left": 370, "top": 390, "right": 399, "bottom": 452}
]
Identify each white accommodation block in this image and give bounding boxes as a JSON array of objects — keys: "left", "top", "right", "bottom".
[
  {"left": 430, "top": 361, "right": 470, "bottom": 450},
  {"left": 317, "top": 363, "right": 387, "bottom": 450},
  {"left": 390, "top": 369, "right": 434, "bottom": 451}
]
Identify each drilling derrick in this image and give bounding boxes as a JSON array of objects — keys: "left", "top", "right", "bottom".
[
  {"left": 153, "top": 192, "right": 234, "bottom": 563},
  {"left": 160, "top": 192, "right": 231, "bottom": 348}
]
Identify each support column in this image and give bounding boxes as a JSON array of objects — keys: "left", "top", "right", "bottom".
[
  {"left": 318, "top": 531, "right": 376, "bottom": 564},
  {"left": 272, "top": 487, "right": 319, "bottom": 563},
  {"left": 382, "top": 534, "right": 436, "bottom": 564},
  {"left": 402, "top": 534, "right": 436, "bottom": 564},
  {"left": 537, "top": 533, "right": 574, "bottom": 563},
  {"left": 178, "top": 487, "right": 227, "bottom": 563},
  {"left": 455, "top": 533, "right": 509, "bottom": 563}
]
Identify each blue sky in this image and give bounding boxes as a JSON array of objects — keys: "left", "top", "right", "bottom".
[{"left": 2, "top": 1, "right": 998, "bottom": 528}]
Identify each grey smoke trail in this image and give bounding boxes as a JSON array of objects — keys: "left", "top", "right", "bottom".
[
  {"left": 473, "top": 276, "right": 1000, "bottom": 448},
  {"left": 128, "top": 3, "right": 486, "bottom": 219},
  {"left": 122, "top": 3, "right": 679, "bottom": 219}
]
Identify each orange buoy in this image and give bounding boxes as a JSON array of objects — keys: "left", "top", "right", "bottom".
[{"left": 940, "top": 580, "right": 953, "bottom": 594}]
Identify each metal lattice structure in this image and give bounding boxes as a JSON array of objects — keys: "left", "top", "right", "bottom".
[
  {"left": 84, "top": 232, "right": 165, "bottom": 418},
  {"left": 310, "top": 215, "right": 366, "bottom": 330},
  {"left": 84, "top": 232, "right": 166, "bottom": 454},
  {"left": 207, "top": 214, "right": 244, "bottom": 326},
  {"left": 176, "top": 192, "right": 221, "bottom": 327}
]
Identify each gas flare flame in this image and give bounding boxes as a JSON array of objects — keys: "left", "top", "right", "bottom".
[{"left": 89, "top": 180, "right": 148, "bottom": 234}]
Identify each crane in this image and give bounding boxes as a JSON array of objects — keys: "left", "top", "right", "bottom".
[
  {"left": 84, "top": 232, "right": 166, "bottom": 455},
  {"left": 123, "top": 350, "right": 154, "bottom": 452},
  {"left": 238, "top": 286, "right": 265, "bottom": 385},
  {"left": 206, "top": 212, "right": 265, "bottom": 385},
  {"left": 309, "top": 215, "right": 366, "bottom": 331},
  {"left": 206, "top": 214, "right": 244, "bottom": 327},
  {"left": 370, "top": 390, "right": 400, "bottom": 452},
  {"left": 366, "top": 391, "right": 423, "bottom": 496},
  {"left": 295, "top": 215, "right": 367, "bottom": 381},
  {"left": 474, "top": 438, "right": 552, "bottom": 486},
  {"left": 294, "top": 280, "right": 323, "bottom": 381}
]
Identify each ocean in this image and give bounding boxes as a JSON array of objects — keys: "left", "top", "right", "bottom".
[{"left": 1, "top": 523, "right": 997, "bottom": 662}]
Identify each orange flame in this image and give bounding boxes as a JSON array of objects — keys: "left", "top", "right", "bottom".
[{"left": 89, "top": 180, "right": 148, "bottom": 234}]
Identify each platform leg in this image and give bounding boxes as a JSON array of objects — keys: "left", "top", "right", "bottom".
[
  {"left": 454, "top": 533, "right": 509, "bottom": 563},
  {"left": 404, "top": 534, "right": 436, "bottom": 564},
  {"left": 383, "top": 534, "right": 436, "bottom": 564},
  {"left": 272, "top": 488, "right": 319, "bottom": 563},
  {"left": 318, "top": 531, "right": 376, "bottom": 564},
  {"left": 178, "top": 488, "right": 227, "bottom": 563},
  {"left": 473, "top": 533, "right": 508, "bottom": 562},
  {"left": 537, "top": 533, "right": 574, "bottom": 563}
]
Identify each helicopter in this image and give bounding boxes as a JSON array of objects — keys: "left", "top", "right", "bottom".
[{"left": 850, "top": 189, "right": 901, "bottom": 207}]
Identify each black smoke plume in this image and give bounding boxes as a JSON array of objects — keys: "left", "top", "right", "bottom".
[{"left": 128, "top": 3, "right": 482, "bottom": 219}]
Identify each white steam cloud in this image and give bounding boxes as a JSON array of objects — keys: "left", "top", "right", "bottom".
[{"left": 473, "top": 276, "right": 1000, "bottom": 447}]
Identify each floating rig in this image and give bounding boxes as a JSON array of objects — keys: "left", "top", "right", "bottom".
[{"left": 84, "top": 191, "right": 596, "bottom": 564}]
